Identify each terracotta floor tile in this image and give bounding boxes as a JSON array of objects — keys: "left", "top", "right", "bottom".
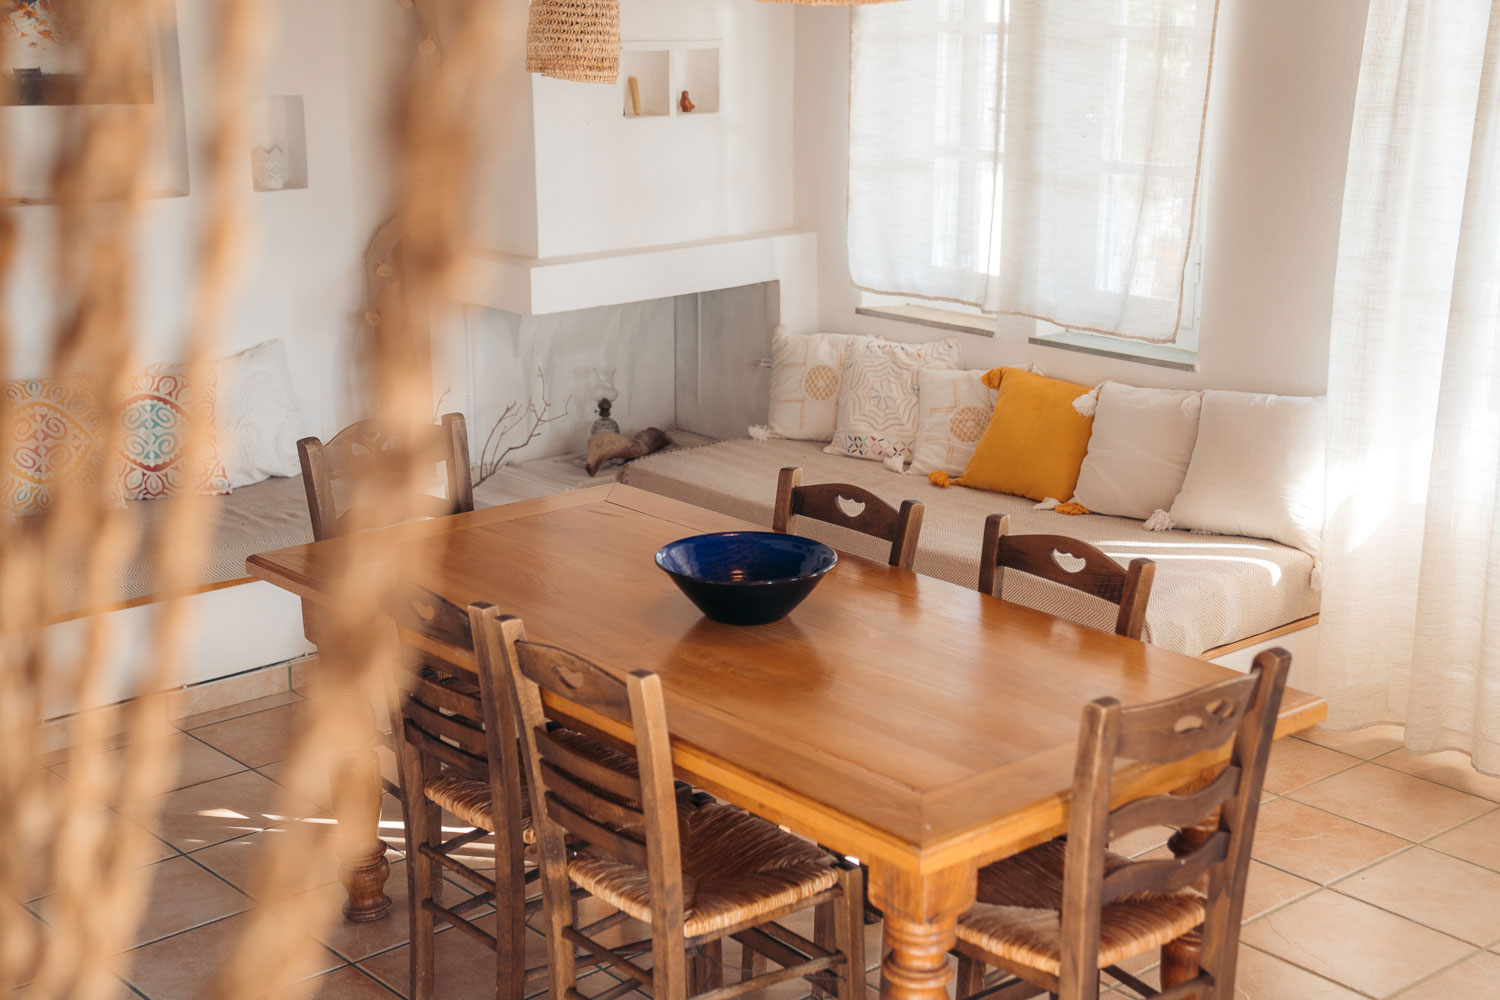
[
  {"left": 191, "top": 702, "right": 304, "bottom": 768},
  {"left": 1334, "top": 847, "right": 1500, "bottom": 945},
  {"left": 1240, "top": 889, "right": 1472, "bottom": 997},
  {"left": 21, "top": 811, "right": 175, "bottom": 903},
  {"left": 359, "top": 922, "right": 548, "bottom": 999},
  {"left": 1242, "top": 859, "right": 1318, "bottom": 920},
  {"left": 1230, "top": 945, "right": 1366, "bottom": 999},
  {"left": 258, "top": 759, "right": 336, "bottom": 811},
  {"left": 1263, "top": 739, "right": 1361, "bottom": 795},
  {"left": 190, "top": 829, "right": 351, "bottom": 899},
  {"left": 1376, "top": 749, "right": 1500, "bottom": 803},
  {"left": 1394, "top": 949, "right": 1500, "bottom": 1000},
  {"left": 1247, "top": 798, "right": 1407, "bottom": 884},
  {"left": 261, "top": 964, "right": 401, "bottom": 999},
  {"left": 152, "top": 770, "right": 323, "bottom": 851},
  {"left": 1301, "top": 723, "right": 1407, "bottom": 759},
  {"left": 1109, "top": 824, "right": 1173, "bottom": 858},
  {"left": 118, "top": 910, "right": 342, "bottom": 1000},
  {"left": 52, "top": 731, "right": 245, "bottom": 795},
  {"left": 1288, "top": 763, "right": 1492, "bottom": 841},
  {"left": 278, "top": 859, "right": 450, "bottom": 963},
  {"left": 31, "top": 855, "right": 248, "bottom": 951},
  {"left": 1427, "top": 809, "right": 1500, "bottom": 872},
  {"left": 172, "top": 690, "right": 302, "bottom": 732}
]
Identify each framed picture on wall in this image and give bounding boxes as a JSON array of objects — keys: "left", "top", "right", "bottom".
[{"left": 2, "top": 0, "right": 189, "bottom": 203}]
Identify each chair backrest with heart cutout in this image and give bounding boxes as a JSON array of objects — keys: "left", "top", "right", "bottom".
[
  {"left": 1053, "top": 648, "right": 1290, "bottom": 999},
  {"left": 772, "top": 466, "right": 925, "bottom": 570},
  {"left": 978, "top": 513, "right": 1156, "bottom": 639}
]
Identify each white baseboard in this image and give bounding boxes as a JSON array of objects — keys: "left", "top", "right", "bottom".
[{"left": 41, "top": 580, "right": 315, "bottom": 721}]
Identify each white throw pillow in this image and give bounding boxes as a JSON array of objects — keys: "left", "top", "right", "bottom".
[
  {"left": 766, "top": 330, "right": 871, "bottom": 440},
  {"left": 824, "top": 339, "right": 958, "bottom": 464},
  {"left": 214, "top": 339, "right": 304, "bottom": 488},
  {"left": 910, "top": 368, "right": 997, "bottom": 477},
  {"left": 1072, "top": 382, "right": 1202, "bottom": 519},
  {"left": 1167, "top": 390, "right": 1326, "bottom": 555}
]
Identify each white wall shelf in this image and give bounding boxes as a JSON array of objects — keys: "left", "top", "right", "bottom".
[
  {"left": 620, "top": 40, "right": 721, "bottom": 120},
  {"left": 249, "top": 94, "right": 309, "bottom": 191},
  {"left": 621, "top": 49, "right": 671, "bottom": 118}
]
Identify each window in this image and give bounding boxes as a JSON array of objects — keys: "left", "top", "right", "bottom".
[{"left": 848, "top": 0, "right": 1217, "bottom": 346}]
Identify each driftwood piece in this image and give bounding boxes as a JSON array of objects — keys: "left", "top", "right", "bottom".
[{"left": 586, "top": 427, "right": 673, "bottom": 476}]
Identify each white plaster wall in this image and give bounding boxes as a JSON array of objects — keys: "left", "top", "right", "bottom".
[
  {"left": 3, "top": 0, "right": 412, "bottom": 440},
  {"left": 792, "top": 0, "right": 1370, "bottom": 397},
  {"left": 529, "top": 0, "right": 797, "bottom": 259}
]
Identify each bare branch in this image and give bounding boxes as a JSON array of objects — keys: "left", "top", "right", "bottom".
[{"left": 474, "top": 367, "right": 571, "bottom": 486}]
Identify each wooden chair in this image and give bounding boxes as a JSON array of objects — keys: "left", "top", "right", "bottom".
[
  {"left": 297, "top": 412, "right": 473, "bottom": 542},
  {"left": 773, "top": 466, "right": 925, "bottom": 570},
  {"left": 491, "top": 608, "right": 867, "bottom": 1000},
  {"left": 952, "top": 648, "right": 1292, "bottom": 1000},
  {"left": 382, "top": 585, "right": 533, "bottom": 1000},
  {"left": 978, "top": 514, "right": 1156, "bottom": 640},
  {"left": 384, "top": 586, "right": 642, "bottom": 1000}
]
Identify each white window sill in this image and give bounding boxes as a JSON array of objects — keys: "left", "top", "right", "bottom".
[
  {"left": 1029, "top": 328, "right": 1197, "bottom": 372},
  {"left": 854, "top": 303, "right": 997, "bottom": 338}
]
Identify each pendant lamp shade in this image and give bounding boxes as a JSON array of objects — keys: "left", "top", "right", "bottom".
[{"left": 525, "top": 0, "right": 622, "bottom": 84}]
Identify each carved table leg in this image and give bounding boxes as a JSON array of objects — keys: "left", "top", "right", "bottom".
[
  {"left": 1160, "top": 793, "right": 1222, "bottom": 994},
  {"left": 868, "top": 862, "right": 976, "bottom": 1000},
  {"left": 331, "top": 744, "right": 393, "bottom": 922}
]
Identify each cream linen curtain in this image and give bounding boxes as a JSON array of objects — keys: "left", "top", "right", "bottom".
[
  {"left": 847, "top": 0, "right": 1218, "bottom": 342},
  {"left": 1319, "top": 1, "right": 1500, "bottom": 773}
]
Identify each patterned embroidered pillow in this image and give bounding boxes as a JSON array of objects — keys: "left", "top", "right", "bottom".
[
  {"left": 766, "top": 330, "right": 872, "bottom": 441},
  {"left": 115, "top": 370, "right": 231, "bottom": 500},
  {"left": 910, "top": 368, "right": 999, "bottom": 477},
  {"left": 823, "top": 340, "right": 958, "bottom": 464},
  {"left": 3, "top": 376, "right": 113, "bottom": 515}
]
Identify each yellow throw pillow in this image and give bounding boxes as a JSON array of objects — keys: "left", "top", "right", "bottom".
[{"left": 930, "top": 367, "right": 1095, "bottom": 501}]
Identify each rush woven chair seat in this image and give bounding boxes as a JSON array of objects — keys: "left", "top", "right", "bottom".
[
  {"left": 957, "top": 839, "right": 1204, "bottom": 977},
  {"left": 953, "top": 649, "right": 1291, "bottom": 1000},
  {"left": 979, "top": 513, "right": 1156, "bottom": 639},
  {"left": 491, "top": 607, "right": 866, "bottom": 1000},
  {"left": 570, "top": 800, "right": 839, "bottom": 937},
  {"left": 773, "top": 466, "right": 925, "bottom": 569}
]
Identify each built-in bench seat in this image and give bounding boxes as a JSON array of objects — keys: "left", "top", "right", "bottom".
[
  {"left": 36, "top": 475, "right": 316, "bottom": 719},
  {"left": 620, "top": 438, "right": 1321, "bottom": 658},
  {"left": 46, "top": 474, "right": 314, "bottom": 618}
]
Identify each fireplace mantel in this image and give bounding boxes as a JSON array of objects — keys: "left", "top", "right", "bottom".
[{"left": 453, "top": 229, "right": 817, "bottom": 318}]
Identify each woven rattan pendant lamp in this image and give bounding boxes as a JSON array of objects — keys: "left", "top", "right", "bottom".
[{"left": 525, "top": 0, "right": 621, "bottom": 84}]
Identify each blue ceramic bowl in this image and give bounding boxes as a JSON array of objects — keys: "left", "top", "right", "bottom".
[{"left": 655, "top": 532, "right": 838, "bottom": 626}]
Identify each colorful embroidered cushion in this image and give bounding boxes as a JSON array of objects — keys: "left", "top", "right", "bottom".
[
  {"left": 824, "top": 339, "right": 957, "bottom": 465},
  {"left": 933, "top": 367, "right": 1095, "bottom": 501},
  {"left": 115, "top": 370, "right": 231, "bottom": 500},
  {"left": 3, "top": 376, "right": 112, "bottom": 515}
]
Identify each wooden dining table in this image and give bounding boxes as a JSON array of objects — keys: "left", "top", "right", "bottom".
[{"left": 247, "top": 482, "right": 1326, "bottom": 1000}]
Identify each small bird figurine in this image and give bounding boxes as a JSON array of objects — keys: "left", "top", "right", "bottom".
[{"left": 680, "top": 90, "right": 695, "bottom": 113}]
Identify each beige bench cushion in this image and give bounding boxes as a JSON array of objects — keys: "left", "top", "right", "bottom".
[
  {"left": 43, "top": 474, "right": 313, "bottom": 616},
  {"left": 619, "top": 439, "right": 1319, "bottom": 656}
]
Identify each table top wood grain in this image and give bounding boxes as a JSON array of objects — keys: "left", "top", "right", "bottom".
[{"left": 248, "top": 483, "right": 1325, "bottom": 874}]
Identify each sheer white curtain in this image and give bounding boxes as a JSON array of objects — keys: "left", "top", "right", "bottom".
[
  {"left": 1319, "top": 1, "right": 1500, "bottom": 773},
  {"left": 847, "top": 0, "right": 1218, "bottom": 343}
]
